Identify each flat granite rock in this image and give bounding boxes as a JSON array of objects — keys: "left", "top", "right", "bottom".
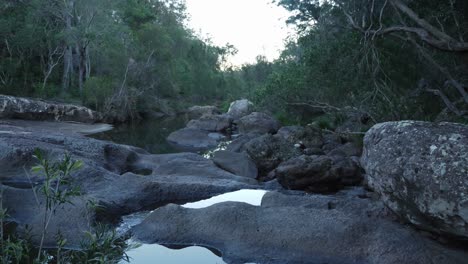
[
  {"left": 132, "top": 188, "right": 468, "bottom": 264},
  {"left": 0, "top": 122, "right": 258, "bottom": 247}
]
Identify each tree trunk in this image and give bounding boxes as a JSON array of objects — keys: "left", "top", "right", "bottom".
[{"left": 61, "top": 0, "right": 74, "bottom": 94}]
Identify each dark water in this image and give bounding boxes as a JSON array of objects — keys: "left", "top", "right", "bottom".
[{"left": 92, "top": 116, "right": 187, "bottom": 154}]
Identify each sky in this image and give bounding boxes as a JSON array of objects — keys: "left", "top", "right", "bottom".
[{"left": 185, "top": 0, "right": 293, "bottom": 66}]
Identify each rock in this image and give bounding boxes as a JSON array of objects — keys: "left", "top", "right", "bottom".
[
  {"left": 212, "top": 150, "right": 258, "bottom": 179},
  {"left": 272, "top": 155, "right": 363, "bottom": 192},
  {"left": 303, "top": 147, "right": 325, "bottom": 155},
  {"left": 243, "top": 134, "right": 301, "bottom": 178},
  {"left": 327, "top": 142, "right": 362, "bottom": 157},
  {"left": 0, "top": 123, "right": 258, "bottom": 247},
  {"left": 335, "top": 109, "right": 372, "bottom": 134},
  {"left": 237, "top": 112, "right": 281, "bottom": 134},
  {"left": 275, "top": 155, "right": 338, "bottom": 192},
  {"left": 321, "top": 133, "right": 344, "bottom": 153},
  {"left": 277, "top": 125, "right": 324, "bottom": 148},
  {"left": 166, "top": 128, "right": 224, "bottom": 151},
  {"left": 329, "top": 155, "right": 362, "bottom": 186},
  {"left": 186, "top": 114, "right": 232, "bottom": 132},
  {"left": 361, "top": 121, "right": 468, "bottom": 239},
  {"left": 0, "top": 119, "right": 112, "bottom": 136},
  {"left": 187, "top": 105, "right": 221, "bottom": 120},
  {"left": 227, "top": 99, "right": 254, "bottom": 119},
  {"left": 0, "top": 94, "right": 104, "bottom": 123},
  {"left": 225, "top": 133, "right": 261, "bottom": 153},
  {"left": 132, "top": 189, "right": 468, "bottom": 264}
]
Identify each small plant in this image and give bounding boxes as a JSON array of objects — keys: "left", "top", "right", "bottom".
[
  {"left": 1, "top": 151, "right": 136, "bottom": 263},
  {"left": 30, "top": 149, "right": 83, "bottom": 260},
  {"left": 68, "top": 223, "right": 138, "bottom": 264},
  {"left": 1, "top": 189, "right": 32, "bottom": 264}
]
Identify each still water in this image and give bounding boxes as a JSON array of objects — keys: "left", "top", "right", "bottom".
[
  {"left": 120, "top": 190, "right": 268, "bottom": 264},
  {"left": 93, "top": 116, "right": 187, "bottom": 154}
]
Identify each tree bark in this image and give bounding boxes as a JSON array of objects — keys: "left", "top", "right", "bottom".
[{"left": 61, "top": 0, "right": 75, "bottom": 94}]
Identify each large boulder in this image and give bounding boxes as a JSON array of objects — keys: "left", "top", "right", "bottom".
[
  {"left": 212, "top": 150, "right": 258, "bottom": 179},
  {"left": 243, "top": 134, "right": 301, "bottom": 178},
  {"left": 237, "top": 112, "right": 281, "bottom": 134},
  {"left": 132, "top": 189, "right": 468, "bottom": 264},
  {"left": 227, "top": 99, "right": 254, "bottom": 119},
  {"left": 361, "top": 121, "right": 468, "bottom": 239},
  {"left": 0, "top": 94, "right": 103, "bottom": 123},
  {"left": 273, "top": 155, "right": 362, "bottom": 192},
  {"left": 0, "top": 122, "right": 258, "bottom": 247},
  {"left": 166, "top": 128, "right": 225, "bottom": 151},
  {"left": 187, "top": 105, "right": 221, "bottom": 120},
  {"left": 186, "top": 114, "right": 232, "bottom": 132}
]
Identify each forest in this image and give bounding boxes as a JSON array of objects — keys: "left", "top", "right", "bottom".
[
  {"left": 1, "top": 1, "right": 468, "bottom": 263},
  {"left": 1, "top": 0, "right": 467, "bottom": 124}
]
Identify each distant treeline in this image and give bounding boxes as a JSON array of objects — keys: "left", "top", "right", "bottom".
[
  {"left": 1, "top": 0, "right": 467, "bottom": 124},
  {"left": 231, "top": 0, "right": 468, "bottom": 125}
]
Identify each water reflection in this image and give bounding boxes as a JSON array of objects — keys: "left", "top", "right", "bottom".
[
  {"left": 123, "top": 244, "right": 226, "bottom": 264},
  {"left": 183, "top": 189, "right": 267, "bottom": 209},
  {"left": 92, "top": 116, "right": 187, "bottom": 154},
  {"left": 120, "top": 190, "right": 268, "bottom": 264}
]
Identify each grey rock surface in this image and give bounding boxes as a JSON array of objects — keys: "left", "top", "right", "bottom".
[
  {"left": 361, "top": 121, "right": 468, "bottom": 239},
  {"left": 226, "top": 99, "right": 254, "bottom": 119},
  {"left": 166, "top": 127, "right": 224, "bottom": 151},
  {"left": 237, "top": 112, "right": 281, "bottom": 134},
  {"left": 186, "top": 114, "right": 232, "bottom": 132},
  {"left": 132, "top": 189, "right": 468, "bottom": 264},
  {"left": 277, "top": 125, "right": 324, "bottom": 148},
  {"left": 272, "top": 155, "right": 362, "bottom": 192},
  {"left": 212, "top": 150, "right": 258, "bottom": 179},
  {"left": 0, "top": 122, "right": 258, "bottom": 247},
  {"left": 243, "top": 134, "right": 301, "bottom": 178},
  {"left": 0, "top": 94, "right": 104, "bottom": 123}
]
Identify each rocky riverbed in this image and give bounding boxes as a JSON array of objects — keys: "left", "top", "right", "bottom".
[{"left": 1, "top": 97, "right": 467, "bottom": 263}]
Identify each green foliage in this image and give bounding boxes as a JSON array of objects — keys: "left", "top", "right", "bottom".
[
  {"left": 1, "top": 151, "right": 134, "bottom": 263},
  {"left": 223, "top": 0, "right": 468, "bottom": 124},
  {"left": 65, "top": 224, "right": 137, "bottom": 264},
  {"left": 31, "top": 149, "right": 83, "bottom": 260},
  {"left": 0, "top": 0, "right": 235, "bottom": 119},
  {"left": 83, "top": 77, "right": 115, "bottom": 111}
]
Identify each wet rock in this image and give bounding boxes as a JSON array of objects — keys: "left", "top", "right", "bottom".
[
  {"left": 132, "top": 190, "right": 468, "bottom": 264},
  {"left": 187, "top": 105, "right": 221, "bottom": 120},
  {"left": 212, "top": 150, "right": 258, "bottom": 179},
  {"left": 227, "top": 99, "right": 254, "bottom": 119},
  {"left": 361, "top": 121, "right": 468, "bottom": 239},
  {"left": 167, "top": 128, "right": 224, "bottom": 151},
  {"left": 0, "top": 94, "right": 103, "bottom": 123},
  {"left": 186, "top": 114, "right": 232, "bottom": 132}
]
